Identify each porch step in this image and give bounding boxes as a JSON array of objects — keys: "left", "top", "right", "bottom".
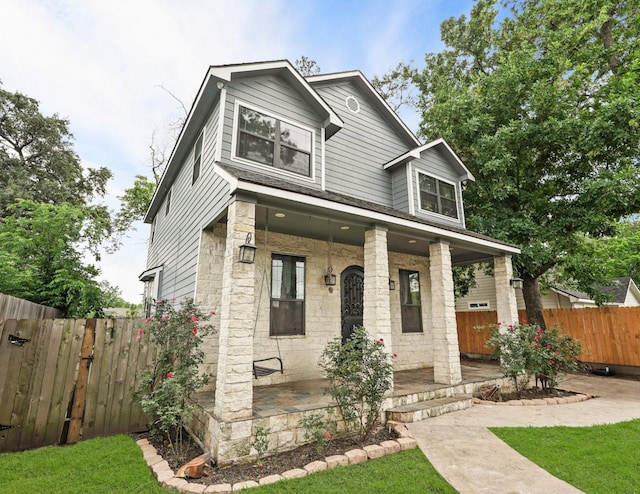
[{"left": 386, "top": 394, "right": 473, "bottom": 423}]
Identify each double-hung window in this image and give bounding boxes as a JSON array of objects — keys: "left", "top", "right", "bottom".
[
  {"left": 237, "top": 106, "right": 312, "bottom": 177},
  {"left": 192, "top": 132, "right": 203, "bottom": 185},
  {"left": 400, "top": 269, "right": 423, "bottom": 333},
  {"left": 418, "top": 172, "right": 458, "bottom": 219},
  {"left": 270, "top": 254, "right": 305, "bottom": 335}
]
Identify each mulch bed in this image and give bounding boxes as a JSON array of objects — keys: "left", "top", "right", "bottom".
[
  {"left": 139, "top": 426, "right": 397, "bottom": 486},
  {"left": 478, "top": 384, "right": 578, "bottom": 402}
]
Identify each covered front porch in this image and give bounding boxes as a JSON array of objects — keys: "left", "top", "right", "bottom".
[{"left": 189, "top": 361, "right": 509, "bottom": 464}]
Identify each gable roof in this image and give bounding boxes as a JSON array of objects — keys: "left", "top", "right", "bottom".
[
  {"left": 307, "top": 70, "right": 420, "bottom": 149},
  {"left": 383, "top": 138, "right": 476, "bottom": 182},
  {"left": 145, "top": 60, "right": 344, "bottom": 222},
  {"left": 552, "top": 277, "right": 640, "bottom": 305}
]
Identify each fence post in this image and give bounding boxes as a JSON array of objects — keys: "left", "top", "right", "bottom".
[{"left": 66, "top": 319, "right": 96, "bottom": 444}]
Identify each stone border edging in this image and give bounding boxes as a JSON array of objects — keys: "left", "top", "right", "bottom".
[
  {"left": 137, "top": 421, "right": 417, "bottom": 492},
  {"left": 473, "top": 393, "right": 594, "bottom": 406}
]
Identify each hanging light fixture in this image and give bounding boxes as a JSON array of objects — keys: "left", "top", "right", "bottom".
[
  {"left": 239, "top": 232, "right": 257, "bottom": 264},
  {"left": 510, "top": 278, "right": 524, "bottom": 290},
  {"left": 324, "top": 236, "right": 336, "bottom": 285},
  {"left": 389, "top": 279, "right": 396, "bottom": 290}
]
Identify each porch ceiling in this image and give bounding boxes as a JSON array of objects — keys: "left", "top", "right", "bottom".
[{"left": 252, "top": 203, "right": 505, "bottom": 266}]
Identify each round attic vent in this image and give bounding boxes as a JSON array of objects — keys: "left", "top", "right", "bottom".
[{"left": 345, "top": 95, "right": 360, "bottom": 114}]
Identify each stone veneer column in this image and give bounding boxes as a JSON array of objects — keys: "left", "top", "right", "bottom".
[
  {"left": 363, "top": 226, "right": 393, "bottom": 389},
  {"left": 494, "top": 255, "right": 519, "bottom": 327},
  {"left": 429, "top": 241, "right": 462, "bottom": 385},
  {"left": 213, "top": 199, "right": 256, "bottom": 422}
]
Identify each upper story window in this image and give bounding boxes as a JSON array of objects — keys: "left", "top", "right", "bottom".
[
  {"left": 192, "top": 132, "right": 203, "bottom": 185},
  {"left": 165, "top": 188, "right": 172, "bottom": 216},
  {"left": 400, "top": 269, "right": 423, "bottom": 333},
  {"left": 236, "top": 105, "right": 312, "bottom": 177},
  {"left": 270, "top": 254, "right": 305, "bottom": 336},
  {"left": 418, "top": 172, "right": 458, "bottom": 219}
]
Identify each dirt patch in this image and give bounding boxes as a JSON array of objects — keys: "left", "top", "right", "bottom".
[
  {"left": 477, "top": 384, "right": 578, "bottom": 402},
  {"left": 140, "top": 427, "right": 397, "bottom": 486}
]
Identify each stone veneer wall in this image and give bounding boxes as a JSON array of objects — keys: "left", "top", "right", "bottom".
[{"left": 195, "top": 225, "right": 438, "bottom": 388}]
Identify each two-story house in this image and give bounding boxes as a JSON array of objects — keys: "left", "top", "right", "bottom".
[{"left": 139, "top": 60, "right": 521, "bottom": 462}]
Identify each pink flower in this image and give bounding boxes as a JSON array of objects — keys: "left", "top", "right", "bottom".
[
  {"left": 522, "top": 319, "right": 528, "bottom": 324},
  {"left": 166, "top": 372, "right": 173, "bottom": 378},
  {"left": 497, "top": 322, "right": 502, "bottom": 326},
  {"left": 550, "top": 361, "right": 555, "bottom": 365},
  {"left": 160, "top": 316, "right": 166, "bottom": 322},
  {"left": 191, "top": 316, "right": 199, "bottom": 322},
  {"left": 537, "top": 329, "right": 544, "bottom": 334},
  {"left": 172, "top": 298, "right": 176, "bottom": 301},
  {"left": 547, "top": 344, "right": 552, "bottom": 349},
  {"left": 137, "top": 328, "right": 144, "bottom": 335},
  {"left": 210, "top": 310, "right": 216, "bottom": 315},
  {"left": 191, "top": 327, "right": 198, "bottom": 337},
  {"left": 393, "top": 353, "right": 398, "bottom": 358},
  {"left": 533, "top": 335, "right": 540, "bottom": 341},
  {"left": 324, "top": 432, "right": 332, "bottom": 441},
  {"left": 136, "top": 335, "right": 141, "bottom": 341},
  {"left": 145, "top": 317, "right": 151, "bottom": 323},
  {"left": 378, "top": 338, "right": 384, "bottom": 342},
  {"left": 555, "top": 351, "right": 560, "bottom": 356}
]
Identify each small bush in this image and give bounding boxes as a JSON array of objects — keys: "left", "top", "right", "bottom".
[
  {"left": 485, "top": 322, "right": 581, "bottom": 395},
  {"left": 319, "top": 326, "right": 393, "bottom": 442},
  {"left": 300, "top": 412, "right": 337, "bottom": 455},
  {"left": 136, "top": 298, "right": 215, "bottom": 461}
]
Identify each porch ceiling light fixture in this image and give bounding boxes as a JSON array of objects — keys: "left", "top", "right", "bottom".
[
  {"left": 324, "top": 236, "right": 337, "bottom": 286},
  {"left": 510, "top": 278, "right": 524, "bottom": 290},
  {"left": 389, "top": 279, "right": 396, "bottom": 290},
  {"left": 239, "top": 233, "right": 257, "bottom": 264}
]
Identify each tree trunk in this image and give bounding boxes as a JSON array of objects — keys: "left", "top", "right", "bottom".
[{"left": 522, "top": 276, "right": 546, "bottom": 329}]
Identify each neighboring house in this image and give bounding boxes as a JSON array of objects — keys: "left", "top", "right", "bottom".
[
  {"left": 139, "top": 60, "right": 521, "bottom": 462},
  {"left": 457, "top": 271, "right": 640, "bottom": 311}
]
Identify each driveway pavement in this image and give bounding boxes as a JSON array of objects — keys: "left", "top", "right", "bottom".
[{"left": 407, "top": 373, "right": 640, "bottom": 494}]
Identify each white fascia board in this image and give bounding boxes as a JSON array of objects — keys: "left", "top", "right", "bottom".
[
  {"left": 213, "top": 163, "right": 238, "bottom": 192},
  {"left": 235, "top": 181, "right": 520, "bottom": 254},
  {"left": 383, "top": 149, "right": 421, "bottom": 170},
  {"left": 139, "top": 264, "right": 164, "bottom": 281}
]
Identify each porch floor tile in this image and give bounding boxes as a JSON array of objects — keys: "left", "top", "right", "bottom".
[{"left": 192, "top": 360, "right": 502, "bottom": 419}]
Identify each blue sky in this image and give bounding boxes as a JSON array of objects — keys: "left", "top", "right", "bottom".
[{"left": 1, "top": 0, "right": 475, "bottom": 303}]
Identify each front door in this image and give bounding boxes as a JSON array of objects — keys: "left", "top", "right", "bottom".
[{"left": 341, "top": 265, "right": 364, "bottom": 342}]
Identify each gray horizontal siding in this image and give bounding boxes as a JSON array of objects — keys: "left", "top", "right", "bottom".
[
  {"left": 146, "top": 99, "right": 232, "bottom": 302},
  {"left": 219, "top": 75, "right": 324, "bottom": 190},
  {"left": 391, "top": 167, "right": 409, "bottom": 212},
  {"left": 314, "top": 82, "right": 409, "bottom": 206}
]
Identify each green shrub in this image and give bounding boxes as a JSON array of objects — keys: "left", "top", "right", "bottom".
[
  {"left": 319, "top": 326, "right": 393, "bottom": 442},
  {"left": 136, "top": 298, "right": 215, "bottom": 461},
  {"left": 485, "top": 322, "right": 581, "bottom": 395},
  {"left": 300, "top": 411, "right": 337, "bottom": 455}
]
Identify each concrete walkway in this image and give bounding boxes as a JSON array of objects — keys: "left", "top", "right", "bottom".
[{"left": 407, "top": 374, "right": 640, "bottom": 494}]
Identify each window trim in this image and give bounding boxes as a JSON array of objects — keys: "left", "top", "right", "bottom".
[
  {"left": 468, "top": 301, "right": 490, "bottom": 310},
  {"left": 231, "top": 100, "right": 315, "bottom": 182},
  {"left": 192, "top": 131, "right": 203, "bottom": 185},
  {"left": 415, "top": 170, "right": 460, "bottom": 220},
  {"left": 399, "top": 269, "right": 423, "bottom": 333},
  {"left": 269, "top": 253, "right": 306, "bottom": 336}
]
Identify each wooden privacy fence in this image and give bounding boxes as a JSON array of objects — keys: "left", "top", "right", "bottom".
[
  {"left": 457, "top": 306, "right": 640, "bottom": 367},
  {"left": 0, "top": 294, "right": 61, "bottom": 321},
  {"left": 0, "top": 318, "right": 156, "bottom": 453}
]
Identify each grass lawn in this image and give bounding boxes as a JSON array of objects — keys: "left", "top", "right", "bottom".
[
  {"left": 250, "top": 448, "right": 455, "bottom": 494},
  {"left": 0, "top": 435, "right": 169, "bottom": 494},
  {"left": 491, "top": 418, "right": 640, "bottom": 494},
  {"left": 0, "top": 437, "right": 454, "bottom": 494}
]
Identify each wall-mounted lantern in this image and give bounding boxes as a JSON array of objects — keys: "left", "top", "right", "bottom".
[
  {"left": 239, "top": 233, "right": 257, "bottom": 264},
  {"left": 389, "top": 279, "right": 396, "bottom": 290},
  {"left": 510, "top": 278, "right": 524, "bottom": 290},
  {"left": 324, "top": 266, "right": 337, "bottom": 286}
]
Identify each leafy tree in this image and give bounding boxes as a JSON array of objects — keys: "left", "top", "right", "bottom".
[
  {"left": 115, "top": 174, "right": 156, "bottom": 230},
  {"left": 0, "top": 200, "right": 115, "bottom": 317},
  {"left": 294, "top": 56, "right": 321, "bottom": 76},
  {"left": 412, "top": 0, "right": 640, "bottom": 327},
  {"left": 600, "top": 220, "right": 640, "bottom": 281},
  {"left": 371, "top": 61, "right": 417, "bottom": 112},
  {"left": 0, "top": 83, "right": 111, "bottom": 217}
]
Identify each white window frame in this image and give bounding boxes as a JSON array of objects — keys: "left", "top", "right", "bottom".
[
  {"left": 468, "top": 301, "right": 490, "bottom": 310},
  {"left": 231, "top": 100, "right": 315, "bottom": 182},
  {"left": 415, "top": 170, "right": 460, "bottom": 220}
]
